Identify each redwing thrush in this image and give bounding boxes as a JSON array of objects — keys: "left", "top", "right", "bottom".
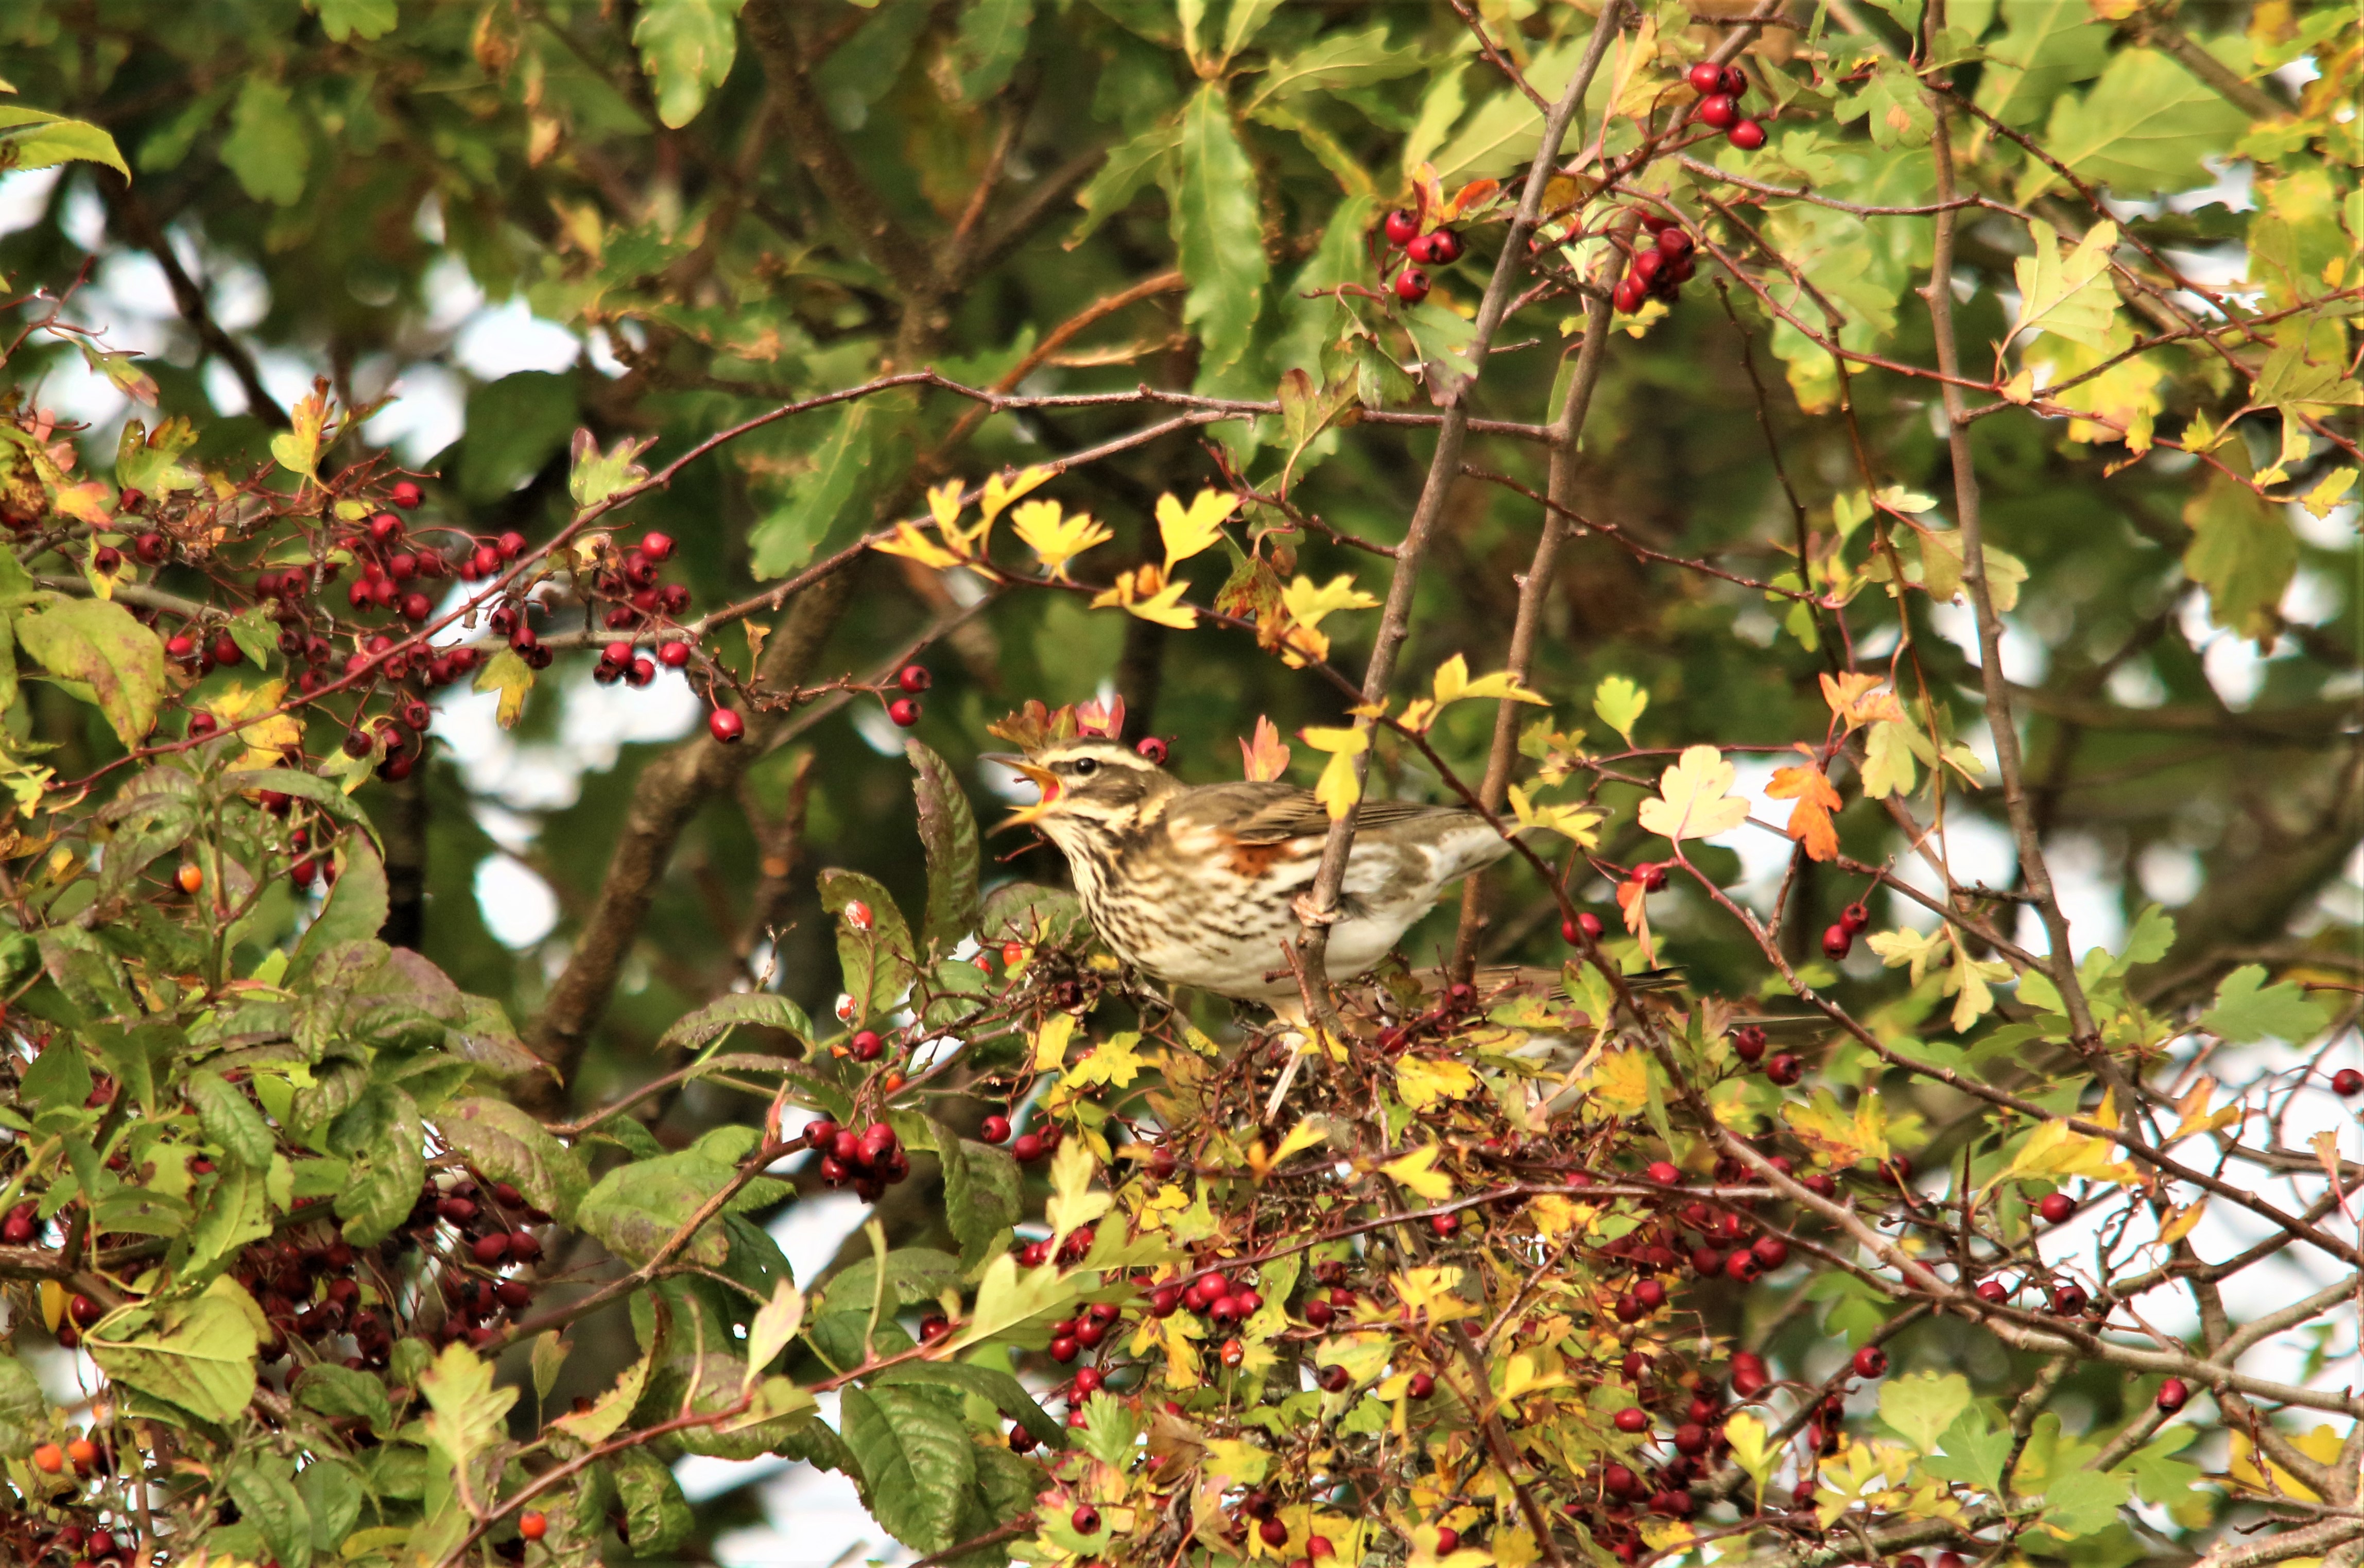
[{"left": 991, "top": 737, "right": 1517, "bottom": 1004}]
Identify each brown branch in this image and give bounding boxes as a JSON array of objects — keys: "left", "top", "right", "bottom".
[
  {"left": 1291, "top": 4, "right": 1629, "bottom": 1004},
  {"left": 2128, "top": 5, "right": 2285, "bottom": 120},
  {"left": 100, "top": 184, "right": 287, "bottom": 428}
]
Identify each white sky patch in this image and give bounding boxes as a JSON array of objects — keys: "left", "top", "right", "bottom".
[{"left": 473, "top": 853, "right": 559, "bottom": 948}]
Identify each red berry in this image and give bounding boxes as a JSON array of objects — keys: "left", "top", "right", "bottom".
[
  {"left": 980, "top": 1115, "right": 1011, "bottom": 1144},
  {"left": 1655, "top": 227, "right": 1694, "bottom": 259},
  {"left": 1686, "top": 61, "right": 1723, "bottom": 94},
  {"left": 888, "top": 696, "right": 922, "bottom": 727},
  {"left": 851, "top": 1029, "right": 885, "bottom": 1061},
  {"left": 1697, "top": 94, "right": 1739, "bottom": 129},
  {"left": 1407, "top": 229, "right": 1463, "bottom": 266},
  {"left": 473, "top": 1232, "right": 511, "bottom": 1265},
  {"left": 2038, "top": 1193, "right": 2076, "bottom": 1225},
  {"left": 1765, "top": 1054, "right": 1804, "bottom": 1086},
  {"left": 1613, "top": 278, "right": 1647, "bottom": 314},
  {"left": 1613, "top": 1407, "right": 1649, "bottom": 1434},
  {"left": 1435, "top": 1529, "right": 1459, "bottom": 1554},
  {"left": 400, "top": 592, "right": 433, "bottom": 622},
  {"left": 1821, "top": 924, "right": 1852, "bottom": 960},
  {"left": 640, "top": 530, "right": 674, "bottom": 562},
  {"left": 1135, "top": 735, "right": 1168, "bottom": 764},
  {"left": 368, "top": 512, "right": 403, "bottom": 545},
  {"left": 519, "top": 1511, "right": 548, "bottom": 1541},
  {"left": 1975, "top": 1279, "right": 2009, "bottom": 1304},
  {"left": 2052, "top": 1283, "right": 2090, "bottom": 1315},
  {"left": 709, "top": 709, "right": 745, "bottom": 744},
  {"left": 2333, "top": 1068, "right": 2363, "bottom": 1097},
  {"left": 1673, "top": 1422, "right": 1709, "bottom": 1455},
  {"left": 2155, "top": 1377, "right": 2188, "bottom": 1413},
  {"left": 31, "top": 1442, "right": 63, "bottom": 1472},
  {"left": 1852, "top": 1345, "right": 1887, "bottom": 1378},
  {"left": 1631, "top": 248, "right": 1665, "bottom": 286},
  {"left": 1732, "top": 1025, "right": 1767, "bottom": 1063},
  {"left": 1430, "top": 1211, "right": 1459, "bottom": 1238},
  {"left": 1394, "top": 267, "right": 1431, "bottom": 304},
  {"left": 658, "top": 641, "right": 691, "bottom": 668},
  {"left": 1840, "top": 901, "right": 1871, "bottom": 934},
  {"left": 135, "top": 531, "right": 168, "bottom": 564},
  {"left": 1728, "top": 119, "right": 1767, "bottom": 151},
  {"left": 898, "top": 663, "right": 932, "bottom": 694},
  {"left": 1072, "top": 1505, "right": 1101, "bottom": 1535},
  {"left": 1259, "top": 1519, "right": 1288, "bottom": 1547},
  {"left": 1719, "top": 64, "right": 1748, "bottom": 97},
  {"left": 1303, "top": 1298, "right": 1333, "bottom": 1328},
  {"left": 1636, "top": 861, "right": 1668, "bottom": 891},
  {"left": 496, "top": 530, "right": 527, "bottom": 560},
  {"left": 1383, "top": 208, "right": 1420, "bottom": 247},
  {"left": 1012, "top": 1133, "right": 1045, "bottom": 1163},
  {"left": 1692, "top": 1246, "right": 1724, "bottom": 1276},
  {"left": 1646, "top": 1161, "right": 1680, "bottom": 1185},
  {"left": 1049, "top": 1335, "right": 1079, "bottom": 1363}
]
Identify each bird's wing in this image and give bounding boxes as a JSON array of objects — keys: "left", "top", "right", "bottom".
[{"left": 1171, "top": 782, "right": 1470, "bottom": 844}]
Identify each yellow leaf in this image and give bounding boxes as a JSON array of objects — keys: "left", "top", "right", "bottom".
[
  {"left": 1030, "top": 1013, "right": 1077, "bottom": 1074},
  {"left": 1091, "top": 563, "right": 1198, "bottom": 628},
  {"left": 474, "top": 647, "right": 534, "bottom": 731},
  {"left": 1635, "top": 744, "right": 1749, "bottom": 842},
  {"left": 1389, "top": 1266, "right": 1468, "bottom": 1318},
  {"left": 1528, "top": 1195, "right": 1584, "bottom": 1238},
  {"left": 1045, "top": 1136, "right": 1112, "bottom": 1243},
  {"left": 204, "top": 680, "right": 304, "bottom": 774},
  {"left": 1395, "top": 1056, "right": 1478, "bottom": 1110},
  {"left": 1065, "top": 1031, "right": 1148, "bottom": 1090},
  {"left": 2229, "top": 1424, "right": 2340, "bottom": 1502},
  {"left": 978, "top": 465, "right": 1052, "bottom": 526},
  {"left": 1280, "top": 573, "right": 1379, "bottom": 629},
  {"left": 1820, "top": 672, "right": 1904, "bottom": 730},
  {"left": 1239, "top": 715, "right": 1291, "bottom": 781},
  {"left": 1584, "top": 1050, "right": 1649, "bottom": 1117},
  {"left": 871, "top": 521, "right": 965, "bottom": 570},
  {"left": 1991, "top": 1118, "right": 2139, "bottom": 1189},
  {"left": 926, "top": 479, "right": 964, "bottom": 531},
  {"left": 1268, "top": 1116, "right": 1330, "bottom": 1166},
  {"left": 1379, "top": 1144, "right": 1453, "bottom": 1200},
  {"left": 1724, "top": 1411, "right": 1775, "bottom": 1503},
  {"left": 1866, "top": 925, "right": 1949, "bottom": 985},
  {"left": 2156, "top": 1198, "right": 2206, "bottom": 1246},
  {"left": 1782, "top": 1088, "right": 1890, "bottom": 1167},
  {"left": 1431, "top": 653, "right": 1545, "bottom": 709},
  {"left": 1506, "top": 784, "right": 1600, "bottom": 847},
  {"left": 1010, "top": 498, "right": 1112, "bottom": 579},
  {"left": 1157, "top": 488, "right": 1238, "bottom": 574},
  {"left": 1301, "top": 725, "right": 1368, "bottom": 821}
]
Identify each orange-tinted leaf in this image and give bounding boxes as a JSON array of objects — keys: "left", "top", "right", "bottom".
[
  {"left": 1441, "top": 178, "right": 1498, "bottom": 221},
  {"left": 1768, "top": 763, "right": 1843, "bottom": 862},
  {"left": 1240, "top": 715, "right": 1291, "bottom": 782}
]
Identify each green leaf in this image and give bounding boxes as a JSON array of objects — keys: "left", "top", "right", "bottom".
[
  {"left": 1834, "top": 57, "right": 1934, "bottom": 149},
  {"left": 229, "top": 1453, "right": 314, "bottom": 1568},
  {"left": 1973, "top": 0, "right": 2107, "bottom": 127},
  {"left": 434, "top": 1097, "right": 590, "bottom": 1224},
  {"left": 292, "top": 836, "right": 390, "bottom": 970},
  {"left": 20, "top": 1037, "right": 92, "bottom": 1113},
  {"left": 1877, "top": 1371, "right": 1971, "bottom": 1452},
  {"left": 657, "top": 993, "right": 816, "bottom": 1050},
  {"left": 2201, "top": 963, "right": 2331, "bottom": 1044},
  {"left": 1923, "top": 1407, "right": 2011, "bottom": 1493},
  {"left": 294, "top": 1362, "right": 393, "bottom": 1435},
  {"left": 85, "top": 1275, "right": 263, "bottom": 1424},
  {"left": 0, "top": 1354, "right": 49, "bottom": 1457},
  {"left": 908, "top": 740, "right": 981, "bottom": 953},
  {"left": 749, "top": 400, "right": 878, "bottom": 578},
  {"left": 876, "top": 1359, "right": 1063, "bottom": 1450},
  {"left": 632, "top": 0, "right": 749, "bottom": 128},
  {"left": 220, "top": 79, "right": 310, "bottom": 206},
  {"left": 309, "top": 0, "right": 398, "bottom": 41},
  {"left": 568, "top": 428, "right": 655, "bottom": 512},
  {"left": 0, "top": 106, "right": 131, "bottom": 180},
  {"left": 940, "top": 1132, "right": 1021, "bottom": 1268},
  {"left": 576, "top": 1147, "right": 735, "bottom": 1267},
  {"left": 2038, "top": 1465, "right": 2134, "bottom": 1538},
  {"left": 614, "top": 1448, "right": 696, "bottom": 1551},
  {"left": 2182, "top": 471, "right": 2293, "bottom": 641},
  {"left": 949, "top": 0, "right": 1036, "bottom": 101},
  {"left": 2022, "top": 45, "right": 2249, "bottom": 203},
  {"left": 296, "top": 1458, "right": 365, "bottom": 1557},
  {"left": 185, "top": 1069, "right": 276, "bottom": 1167},
  {"left": 14, "top": 595, "right": 166, "bottom": 747},
  {"left": 334, "top": 1085, "right": 425, "bottom": 1245},
  {"left": 1247, "top": 24, "right": 1422, "bottom": 109},
  {"left": 947, "top": 1252, "right": 1088, "bottom": 1352},
  {"left": 841, "top": 1385, "right": 977, "bottom": 1554},
  {"left": 819, "top": 869, "right": 918, "bottom": 1023},
  {"left": 1068, "top": 119, "right": 1179, "bottom": 248},
  {"left": 1429, "top": 32, "right": 1592, "bottom": 183},
  {"left": 179, "top": 1160, "right": 274, "bottom": 1283},
  {"left": 421, "top": 1340, "right": 519, "bottom": 1500},
  {"left": 819, "top": 1246, "right": 965, "bottom": 1315},
  {"left": 2010, "top": 220, "right": 2120, "bottom": 349},
  {"left": 457, "top": 371, "right": 578, "bottom": 503},
  {"left": 1168, "top": 83, "right": 1267, "bottom": 374},
  {"left": 1592, "top": 676, "right": 1647, "bottom": 747}
]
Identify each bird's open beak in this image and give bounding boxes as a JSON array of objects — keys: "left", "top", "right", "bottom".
[{"left": 981, "top": 752, "right": 1059, "bottom": 829}]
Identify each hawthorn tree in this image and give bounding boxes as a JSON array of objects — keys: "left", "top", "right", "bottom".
[{"left": 0, "top": 2, "right": 2355, "bottom": 1567}]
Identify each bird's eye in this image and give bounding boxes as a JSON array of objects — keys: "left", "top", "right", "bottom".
[{"left": 1072, "top": 758, "right": 1098, "bottom": 777}]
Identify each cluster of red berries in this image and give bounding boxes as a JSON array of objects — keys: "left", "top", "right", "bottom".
[
  {"left": 21, "top": 1509, "right": 129, "bottom": 1568},
  {"left": 1144, "top": 1266, "right": 1265, "bottom": 1332},
  {"left": 1614, "top": 217, "right": 1698, "bottom": 314},
  {"left": 403, "top": 1175, "right": 549, "bottom": 1351},
  {"left": 583, "top": 529, "right": 689, "bottom": 635},
  {"left": 1379, "top": 206, "right": 1466, "bottom": 306},
  {"left": 1685, "top": 60, "right": 1766, "bottom": 150},
  {"left": 1039, "top": 1299, "right": 1125, "bottom": 1365},
  {"left": 803, "top": 1116, "right": 911, "bottom": 1202},
  {"left": 1009, "top": 1218, "right": 1096, "bottom": 1271},
  {"left": 230, "top": 1212, "right": 400, "bottom": 1367},
  {"left": 1972, "top": 1273, "right": 2094, "bottom": 1316},
  {"left": 1820, "top": 900, "right": 1872, "bottom": 959},
  {"left": 981, "top": 1112, "right": 1060, "bottom": 1165},
  {"left": 1728, "top": 1024, "right": 1805, "bottom": 1088},
  {"left": 593, "top": 635, "right": 692, "bottom": 688},
  {"left": 2, "top": 1197, "right": 41, "bottom": 1246},
  {"left": 888, "top": 663, "right": 929, "bottom": 728}
]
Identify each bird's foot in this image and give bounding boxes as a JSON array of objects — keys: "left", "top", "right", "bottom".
[{"left": 1291, "top": 894, "right": 1340, "bottom": 927}]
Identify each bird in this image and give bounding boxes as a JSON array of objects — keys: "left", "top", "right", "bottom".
[{"left": 987, "top": 736, "right": 1519, "bottom": 1009}]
